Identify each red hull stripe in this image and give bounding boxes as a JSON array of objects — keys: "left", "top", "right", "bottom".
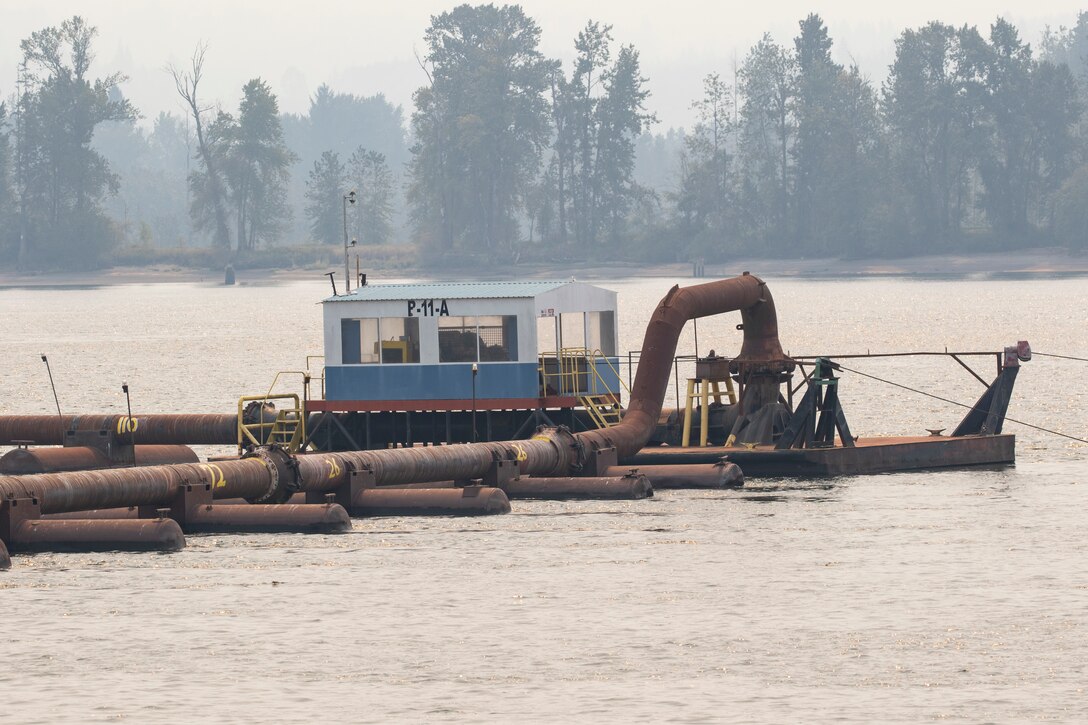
[{"left": 305, "top": 395, "right": 617, "bottom": 413}]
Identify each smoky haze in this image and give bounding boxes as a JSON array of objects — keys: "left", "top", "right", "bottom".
[
  {"left": 0, "top": 1, "right": 1073, "bottom": 130},
  {"left": 1, "top": 2, "right": 1087, "bottom": 274}
]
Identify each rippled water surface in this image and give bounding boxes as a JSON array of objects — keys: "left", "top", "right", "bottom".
[{"left": 1, "top": 274, "right": 1086, "bottom": 723}]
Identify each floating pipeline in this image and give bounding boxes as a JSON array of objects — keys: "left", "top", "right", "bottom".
[
  {"left": 0, "top": 445, "right": 199, "bottom": 475},
  {"left": 0, "top": 275, "right": 786, "bottom": 549}
]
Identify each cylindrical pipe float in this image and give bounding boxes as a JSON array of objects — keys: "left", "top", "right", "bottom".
[
  {"left": 350, "top": 486, "right": 511, "bottom": 516},
  {"left": 603, "top": 462, "right": 745, "bottom": 489},
  {"left": 0, "top": 445, "right": 199, "bottom": 475},
  {"left": 179, "top": 503, "right": 350, "bottom": 533},
  {"left": 6, "top": 517, "right": 185, "bottom": 552},
  {"left": 503, "top": 474, "right": 653, "bottom": 500}
]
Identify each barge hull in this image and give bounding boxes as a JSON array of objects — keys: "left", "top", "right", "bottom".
[{"left": 623, "top": 435, "right": 1015, "bottom": 477}]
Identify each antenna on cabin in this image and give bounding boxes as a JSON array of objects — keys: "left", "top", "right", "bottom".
[
  {"left": 41, "top": 354, "right": 63, "bottom": 418},
  {"left": 325, "top": 271, "right": 338, "bottom": 297}
]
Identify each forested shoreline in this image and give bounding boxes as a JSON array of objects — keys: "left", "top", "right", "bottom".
[{"left": 1, "top": 7, "right": 1087, "bottom": 272}]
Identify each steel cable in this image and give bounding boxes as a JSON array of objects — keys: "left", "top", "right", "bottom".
[
  {"left": 835, "top": 363, "right": 1088, "bottom": 446},
  {"left": 1033, "top": 352, "right": 1088, "bottom": 363}
]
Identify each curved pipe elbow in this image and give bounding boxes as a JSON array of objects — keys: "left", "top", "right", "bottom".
[{"left": 576, "top": 273, "right": 790, "bottom": 460}]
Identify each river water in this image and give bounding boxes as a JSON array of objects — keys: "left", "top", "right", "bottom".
[{"left": 0, "top": 274, "right": 1085, "bottom": 722}]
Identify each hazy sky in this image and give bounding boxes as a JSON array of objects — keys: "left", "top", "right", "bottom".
[{"left": 2, "top": 1, "right": 1083, "bottom": 130}]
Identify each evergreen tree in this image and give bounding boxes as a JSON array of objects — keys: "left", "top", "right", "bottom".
[
  {"left": 790, "top": 15, "right": 882, "bottom": 254},
  {"left": 13, "top": 16, "right": 136, "bottom": 269},
  {"left": 974, "top": 19, "right": 1080, "bottom": 239},
  {"left": 281, "top": 86, "right": 408, "bottom": 245},
  {"left": 0, "top": 103, "right": 12, "bottom": 258},
  {"left": 409, "top": 4, "right": 551, "bottom": 253},
  {"left": 348, "top": 147, "right": 395, "bottom": 246},
  {"left": 305, "top": 151, "right": 347, "bottom": 245},
  {"left": 548, "top": 21, "right": 655, "bottom": 251},
  {"left": 882, "top": 23, "right": 982, "bottom": 248},
  {"left": 736, "top": 34, "right": 796, "bottom": 247},
  {"left": 673, "top": 73, "right": 735, "bottom": 256},
  {"left": 226, "top": 78, "right": 296, "bottom": 249}
]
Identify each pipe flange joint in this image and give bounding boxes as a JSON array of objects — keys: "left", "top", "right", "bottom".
[{"left": 244, "top": 445, "right": 301, "bottom": 504}]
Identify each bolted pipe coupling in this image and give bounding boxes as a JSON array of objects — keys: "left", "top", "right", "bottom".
[
  {"left": 244, "top": 445, "right": 301, "bottom": 504},
  {"left": 530, "top": 425, "right": 580, "bottom": 475}
]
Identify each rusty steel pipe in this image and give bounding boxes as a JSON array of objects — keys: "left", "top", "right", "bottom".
[
  {"left": 503, "top": 474, "right": 653, "bottom": 500},
  {"left": 0, "top": 456, "right": 277, "bottom": 515},
  {"left": 604, "top": 462, "right": 745, "bottom": 489},
  {"left": 577, "top": 273, "right": 788, "bottom": 459},
  {"left": 294, "top": 428, "right": 576, "bottom": 492},
  {"left": 0, "top": 414, "right": 238, "bottom": 446},
  {"left": 0, "top": 445, "right": 199, "bottom": 475},
  {"left": 7, "top": 517, "right": 185, "bottom": 552},
  {"left": 0, "top": 431, "right": 574, "bottom": 516}
]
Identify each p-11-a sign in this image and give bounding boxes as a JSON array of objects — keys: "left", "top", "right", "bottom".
[{"left": 407, "top": 299, "right": 450, "bottom": 317}]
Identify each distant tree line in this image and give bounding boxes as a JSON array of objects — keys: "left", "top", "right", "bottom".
[
  {"left": 408, "top": 7, "right": 1088, "bottom": 262},
  {"left": 1, "top": 9, "right": 1087, "bottom": 271}
]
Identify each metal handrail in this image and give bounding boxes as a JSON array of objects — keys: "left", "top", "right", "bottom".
[
  {"left": 305, "top": 355, "right": 326, "bottom": 400},
  {"left": 237, "top": 392, "right": 306, "bottom": 452},
  {"left": 538, "top": 348, "right": 625, "bottom": 407}
]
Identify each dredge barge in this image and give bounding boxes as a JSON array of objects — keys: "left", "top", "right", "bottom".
[{"left": 0, "top": 273, "right": 1028, "bottom": 567}]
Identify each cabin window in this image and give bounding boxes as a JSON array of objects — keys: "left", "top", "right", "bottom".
[
  {"left": 559, "top": 313, "right": 586, "bottom": 352},
  {"left": 356, "top": 318, "right": 380, "bottom": 364},
  {"left": 341, "top": 318, "right": 418, "bottom": 364},
  {"left": 479, "top": 315, "right": 518, "bottom": 361},
  {"left": 537, "top": 315, "right": 558, "bottom": 355},
  {"left": 586, "top": 311, "right": 616, "bottom": 356},
  {"left": 438, "top": 316, "right": 479, "bottom": 362},
  {"left": 341, "top": 319, "right": 361, "bottom": 364},
  {"left": 379, "top": 317, "right": 421, "bottom": 363}
]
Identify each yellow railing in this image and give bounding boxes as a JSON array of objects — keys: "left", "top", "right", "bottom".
[
  {"left": 585, "top": 349, "right": 629, "bottom": 396},
  {"left": 539, "top": 348, "right": 626, "bottom": 429},
  {"left": 305, "top": 355, "right": 325, "bottom": 400},
  {"left": 238, "top": 369, "right": 312, "bottom": 453},
  {"left": 237, "top": 392, "right": 306, "bottom": 452}
]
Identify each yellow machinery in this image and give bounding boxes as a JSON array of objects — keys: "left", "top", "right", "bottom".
[{"left": 681, "top": 356, "right": 738, "bottom": 447}]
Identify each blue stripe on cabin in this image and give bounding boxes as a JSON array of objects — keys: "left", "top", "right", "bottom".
[{"left": 326, "top": 363, "right": 542, "bottom": 401}]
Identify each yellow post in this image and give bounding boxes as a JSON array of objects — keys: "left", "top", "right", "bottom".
[
  {"left": 699, "top": 378, "right": 710, "bottom": 446},
  {"left": 681, "top": 378, "right": 696, "bottom": 447}
]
